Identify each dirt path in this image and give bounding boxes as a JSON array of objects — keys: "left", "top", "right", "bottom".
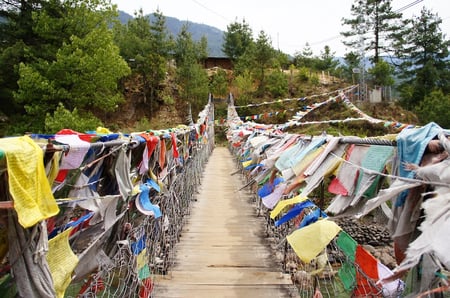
[{"left": 153, "top": 147, "right": 297, "bottom": 297}]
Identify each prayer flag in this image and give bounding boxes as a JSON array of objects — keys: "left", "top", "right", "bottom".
[{"left": 286, "top": 219, "right": 341, "bottom": 263}]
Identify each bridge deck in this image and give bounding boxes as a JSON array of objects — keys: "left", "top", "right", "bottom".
[{"left": 153, "top": 147, "right": 297, "bottom": 297}]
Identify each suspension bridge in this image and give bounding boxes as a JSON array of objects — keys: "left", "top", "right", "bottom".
[
  {"left": 0, "top": 88, "right": 448, "bottom": 297},
  {"left": 153, "top": 147, "right": 297, "bottom": 297}
]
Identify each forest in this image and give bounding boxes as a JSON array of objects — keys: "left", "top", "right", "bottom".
[{"left": 0, "top": 0, "right": 449, "bottom": 136}]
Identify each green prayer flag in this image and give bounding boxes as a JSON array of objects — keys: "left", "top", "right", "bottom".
[{"left": 336, "top": 231, "right": 357, "bottom": 261}]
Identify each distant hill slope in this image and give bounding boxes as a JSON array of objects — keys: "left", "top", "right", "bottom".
[{"left": 118, "top": 10, "right": 225, "bottom": 57}]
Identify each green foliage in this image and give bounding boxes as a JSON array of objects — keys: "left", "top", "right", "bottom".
[
  {"left": 15, "top": 25, "right": 130, "bottom": 119},
  {"left": 341, "top": 0, "right": 402, "bottom": 63},
  {"left": 161, "top": 94, "right": 175, "bottom": 105},
  {"left": 173, "top": 24, "right": 205, "bottom": 67},
  {"left": 394, "top": 8, "right": 450, "bottom": 110},
  {"left": 133, "top": 117, "right": 151, "bottom": 132},
  {"left": 310, "top": 73, "right": 320, "bottom": 86},
  {"left": 314, "top": 45, "right": 339, "bottom": 72},
  {"left": 0, "top": 0, "right": 51, "bottom": 118},
  {"left": 367, "top": 60, "right": 395, "bottom": 87},
  {"left": 416, "top": 90, "right": 450, "bottom": 128},
  {"left": 338, "top": 51, "right": 361, "bottom": 83},
  {"left": 231, "top": 28, "right": 277, "bottom": 97},
  {"left": 3, "top": 0, "right": 130, "bottom": 133},
  {"left": 297, "top": 67, "right": 311, "bottom": 82},
  {"left": 275, "top": 50, "right": 290, "bottom": 70},
  {"left": 45, "top": 103, "right": 103, "bottom": 134},
  {"left": 266, "top": 69, "right": 288, "bottom": 98},
  {"left": 293, "top": 43, "right": 314, "bottom": 68},
  {"left": 210, "top": 69, "right": 229, "bottom": 98},
  {"left": 222, "top": 19, "right": 253, "bottom": 62},
  {"left": 113, "top": 9, "right": 171, "bottom": 110},
  {"left": 233, "top": 70, "right": 255, "bottom": 101},
  {"left": 174, "top": 24, "right": 210, "bottom": 115},
  {"left": 253, "top": 30, "right": 276, "bottom": 96},
  {"left": 181, "top": 63, "right": 209, "bottom": 115},
  {"left": 233, "top": 42, "right": 256, "bottom": 76}
]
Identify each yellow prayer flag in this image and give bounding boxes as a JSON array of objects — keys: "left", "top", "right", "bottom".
[
  {"left": 286, "top": 219, "right": 341, "bottom": 263},
  {"left": 270, "top": 195, "right": 307, "bottom": 219},
  {"left": 136, "top": 248, "right": 148, "bottom": 269},
  {"left": 47, "top": 228, "right": 79, "bottom": 298},
  {"left": 292, "top": 146, "right": 325, "bottom": 176},
  {"left": 96, "top": 126, "right": 112, "bottom": 134},
  {"left": 0, "top": 136, "right": 59, "bottom": 228},
  {"left": 242, "top": 160, "right": 252, "bottom": 168},
  {"left": 46, "top": 151, "right": 61, "bottom": 185}
]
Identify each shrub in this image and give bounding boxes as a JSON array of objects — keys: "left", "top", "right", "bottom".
[{"left": 45, "top": 103, "right": 103, "bottom": 133}]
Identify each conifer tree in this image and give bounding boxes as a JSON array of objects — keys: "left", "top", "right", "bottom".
[
  {"left": 174, "top": 25, "right": 209, "bottom": 116},
  {"left": 392, "top": 8, "right": 450, "bottom": 110},
  {"left": 222, "top": 19, "right": 253, "bottom": 63},
  {"left": 11, "top": 0, "right": 130, "bottom": 133},
  {"left": 341, "top": 0, "right": 402, "bottom": 63}
]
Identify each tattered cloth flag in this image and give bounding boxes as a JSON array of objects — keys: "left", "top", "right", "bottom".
[
  {"left": 0, "top": 136, "right": 59, "bottom": 228},
  {"left": 47, "top": 228, "right": 79, "bottom": 298},
  {"left": 286, "top": 219, "right": 341, "bottom": 263},
  {"left": 336, "top": 231, "right": 404, "bottom": 297}
]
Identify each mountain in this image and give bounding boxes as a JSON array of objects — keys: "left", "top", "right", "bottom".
[
  {"left": 118, "top": 10, "right": 134, "bottom": 24},
  {"left": 118, "top": 11, "right": 226, "bottom": 57}
]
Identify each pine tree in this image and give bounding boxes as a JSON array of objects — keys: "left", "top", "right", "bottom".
[
  {"left": 341, "top": 0, "right": 402, "bottom": 63},
  {"left": 12, "top": 0, "right": 130, "bottom": 133},
  {"left": 222, "top": 19, "right": 253, "bottom": 63},
  {"left": 315, "top": 45, "right": 339, "bottom": 72},
  {"left": 0, "top": 0, "right": 53, "bottom": 117},
  {"left": 338, "top": 51, "right": 361, "bottom": 83},
  {"left": 253, "top": 30, "right": 276, "bottom": 96},
  {"left": 392, "top": 8, "right": 450, "bottom": 110},
  {"left": 293, "top": 43, "right": 314, "bottom": 68},
  {"left": 148, "top": 10, "right": 172, "bottom": 103},
  {"left": 114, "top": 9, "right": 172, "bottom": 114},
  {"left": 174, "top": 25, "right": 209, "bottom": 116}
]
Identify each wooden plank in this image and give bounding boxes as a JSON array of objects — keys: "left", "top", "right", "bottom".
[{"left": 155, "top": 270, "right": 292, "bottom": 285}]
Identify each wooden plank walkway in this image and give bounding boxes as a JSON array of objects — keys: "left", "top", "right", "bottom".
[{"left": 153, "top": 147, "right": 297, "bottom": 298}]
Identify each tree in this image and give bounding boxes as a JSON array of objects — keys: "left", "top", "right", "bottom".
[
  {"left": 114, "top": 9, "right": 172, "bottom": 113},
  {"left": 233, "top": 41, "right": 256, "bottom": 76},
  {"left": 0, "top": 0, "right": 56, "bottom": 118},
  {"left": 252, "top": 30, "right": 276, "bottom": 96},
  {"left": 341, "top": 0, "right": 402, "bottom": 63},
  {"left": 173, "top": 24, "right": 206, "bottom": 67},
  {"left": 393, "top": 8, "right": 450, "bottom": 110},
  {"left": 338, "top": 51, "right": 361, "bottom": 83},
  {"left": 232, "top": 70, "right": 255, "bottom": 107},
  {"left": 293, "top": 43, "right": 314, "bottom": 68},
  {"left": 367, "top": 59, "right": 394, "bottom": 87},
  {"left": 174, "top": 25, "right": 209, "bottom": 115},
  {"left": 266, "top": 69, "right": 288, "bottom": 98},
  {"left": 315, "top": 45, "right": 339, "bottom": 72},
  {"left": 12, "top": 0, "right": 130, "bottom": 133},
  {"left": 275, "top": 50, "right": 290, "bottom": 70},
  {"left": 148, "top": 10, "right": 172, "bottom": 101},
  {"left": 210, "top": 69, "right": 229, "bottom": 98},
  {"left": 222, "top": 19, "right": 253, "bottom": 63},
  {"left": 45, "top": 103, "right": 103, "bottom": 133},
  {"left": 114, "top": 9, "right": 152, "bottom": 101},
  {"left": 416, "top": 90, "right": 450, "bottom": 128}
]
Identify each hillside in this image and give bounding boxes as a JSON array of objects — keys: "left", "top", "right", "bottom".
[{"left": 107, "top": 67, "right": 418, "bottom": 138}]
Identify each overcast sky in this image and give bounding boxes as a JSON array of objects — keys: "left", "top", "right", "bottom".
[{"left": 111, "top": 0, "right": 450, "bottom": 57}]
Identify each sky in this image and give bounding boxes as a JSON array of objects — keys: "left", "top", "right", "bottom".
[{"left": 111, "top": 0, "right": 450, "bottom": 57}]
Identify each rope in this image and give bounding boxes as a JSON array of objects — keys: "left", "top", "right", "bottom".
[
  {"left": 233, "top": 85, "right": 358, "bottom": 109},
  {"left": 330, "top": 151, "right": 450, "bottom": 188}
]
